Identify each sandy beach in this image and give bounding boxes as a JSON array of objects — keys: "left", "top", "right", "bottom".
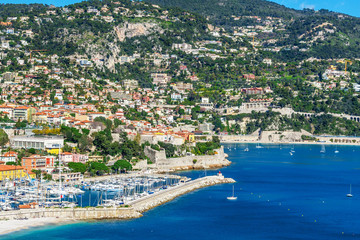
[{"left": 0, "top": 217, "right": 69, "bottom": 236}]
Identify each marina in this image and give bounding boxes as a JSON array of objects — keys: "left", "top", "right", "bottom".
[
  {"left": 0, "top": 173, "right": 234, "bottom": 236},
  {"left": 0, "top": 173, "right": 183, "bottom": 211}
]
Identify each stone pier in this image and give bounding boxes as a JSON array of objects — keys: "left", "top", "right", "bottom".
[{"left": 130, "top": 175, "right": 235, "bottom": 212}]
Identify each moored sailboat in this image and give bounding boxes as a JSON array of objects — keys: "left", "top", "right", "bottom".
[
  {"left": 320, "top": 145, "right": 326, "bottom": 153},
  {"left": 227, "top": 185, "right": 237, "bottom": 200},
  {"left": 347, "top": 184, "right": 353, "bottom": 197}
]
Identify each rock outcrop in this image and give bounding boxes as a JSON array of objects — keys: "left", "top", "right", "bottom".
[{"left": 114, "top": 22, "right": 162, "bottom": 42}]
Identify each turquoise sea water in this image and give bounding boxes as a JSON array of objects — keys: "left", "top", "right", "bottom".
[{"left": 2, "top": 144, "right": 360, "bottom": 239}]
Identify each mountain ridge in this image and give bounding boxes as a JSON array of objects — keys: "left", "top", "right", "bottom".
[{"left": 145, "top": 0, "right": 359, "bottom": 27}]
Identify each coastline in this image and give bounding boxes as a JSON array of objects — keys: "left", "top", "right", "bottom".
[
  {"left": 0, "top": 217, "right": 70, "bottom": 236},
  {"left": 221, "top": 140, "right": 360, "bottom": 146},
  {"left": 0, "top": 175, "right": 234, "bottom": 236}
]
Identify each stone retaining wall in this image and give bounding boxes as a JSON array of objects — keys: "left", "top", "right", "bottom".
[
  {"left": 0, "top": 207, "right": 141, "bottom": 221},
  {"left": 144, "top": 146, "right": 166, "bottom": 163},
  {"left": 155, "top": 146, "right": 231, "bottom": 170}
]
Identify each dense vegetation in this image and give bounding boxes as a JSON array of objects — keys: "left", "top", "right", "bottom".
[
  {"left": 226, "top": 111, "right": 360, "bottom": 136},
  {"left": 146, "top": 0, "right": 300, "bottom": 26},
  {"left": 146, "top": 0, "right": 360, "bottom": 59}
]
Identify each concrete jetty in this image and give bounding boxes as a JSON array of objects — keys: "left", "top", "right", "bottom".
[
  {"left": 130, "top": 175, "right": 235, "bottom": 212},
  {"left": 0, "top": 174, "right": 235, "bottom": 235}
]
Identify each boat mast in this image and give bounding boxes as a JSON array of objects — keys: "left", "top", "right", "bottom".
[{"left": 59, "top": 145, "right": 62, "bottom": 201}]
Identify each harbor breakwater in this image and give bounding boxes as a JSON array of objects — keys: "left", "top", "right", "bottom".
[
  {"left": 130, "top": 175, "right": 235, "bottom": 212},
  {"left": 0, "top": 175, "right": 234, "bottom": 234}
]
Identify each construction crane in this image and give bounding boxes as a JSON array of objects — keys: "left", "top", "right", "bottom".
[
  {"left": 29, "top": 49, "right": 47, "bottom": 61},
  {"left": 345, "top": 60, "right": 353, "bottom": 73}
]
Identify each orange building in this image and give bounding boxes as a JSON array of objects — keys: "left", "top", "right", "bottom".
[
  {"left": 175, "top": 131, "right": 195, "bottom": 142},
  {"left": 0, "top": 22, "right": 12, "bottom": 26},
  {"left": 21, "top": 155, "right": 46, "bottom": 172}
]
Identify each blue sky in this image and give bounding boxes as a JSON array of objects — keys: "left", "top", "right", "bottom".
[
  {"left": 0, "top": 0, "right": 82, "bottom": 6},
  {"left": 0, "top": 0, "right": 359, "bottom": 17},
  {"left": 271, "top": 0, "right": 359, "bottom": 17}
]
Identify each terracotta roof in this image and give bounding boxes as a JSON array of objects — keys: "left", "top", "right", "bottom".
[
  {"left": 0, "top": 165, "right": 24, "bottom": 171},
  {"left": 88, "top": 112, "right": 105, "bottom": 114},
  {"left": 2, "top": 151, "right": 17, "bottom": 157},
  {"left": 61, "top": 152, "right": 72, "bottom": 155},
  {"left": 15, "top": 106, "right": 29, "bottom": 110}
]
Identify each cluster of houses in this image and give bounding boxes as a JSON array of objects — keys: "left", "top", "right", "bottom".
[
  {"left": 0, "top": 125, "right": 199, "bottom": 181},
  {"left": 0, "top": 140, "right": 102, "bottom": 182}
]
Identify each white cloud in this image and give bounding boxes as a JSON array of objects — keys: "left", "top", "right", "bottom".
[{"left": 300, "top": 2, "right": 316, "bottom": 9}]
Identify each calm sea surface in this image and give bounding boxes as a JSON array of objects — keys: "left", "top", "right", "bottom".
[{"left": 2, "top": 143, "right": 360, "bottom": 240}]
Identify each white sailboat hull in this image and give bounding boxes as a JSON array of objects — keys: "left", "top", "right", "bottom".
[{"left": 227, "top": 196, "right": 237, "bottom": 200}]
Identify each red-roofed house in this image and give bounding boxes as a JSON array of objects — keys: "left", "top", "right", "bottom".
[{"left": 0, "top": 151, "right": 18, "bottom": 164}]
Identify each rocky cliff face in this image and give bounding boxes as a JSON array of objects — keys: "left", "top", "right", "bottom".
[
  {"left": 115, "top": 22, "right": 162, "bottom": 42},
  {"left": 75, "top": 20, "right": 164, "bottom": 71},
  {"left": 260, "top": 130, "right": 312, "bottom": 143}
]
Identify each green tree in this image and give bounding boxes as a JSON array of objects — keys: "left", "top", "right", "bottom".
[
  {"left": 112, "top": 160, "right": 132, "bottom": 172},
  {"left": 28, "top": 148, "right": 36, "bottom": 154},
  {"left": 89, "top": 162, "right": 109, "bottom": 176},
  {"left": 78, "top": 135, "right": 91, "bottom": 152},
  {"left": 158, "top": 141, "right": 176, "bottom": 158},
  {"left": 68, "top": 162, "right": 87, "bottom": 174},
  {"left": 15, "top": 120, "right": 27, "bottom": 129},
  {"left": 31, "top": 169, "right": 41, "bottom": 178},
  {"left": 0, "top": 129, "right": 9, "bottom": 148},
  {"left": 63, "top": 144, "right": 72, "bottom": 152},
  {"left": 134, "top": 133, "right": 141, "bottom": 145}
]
